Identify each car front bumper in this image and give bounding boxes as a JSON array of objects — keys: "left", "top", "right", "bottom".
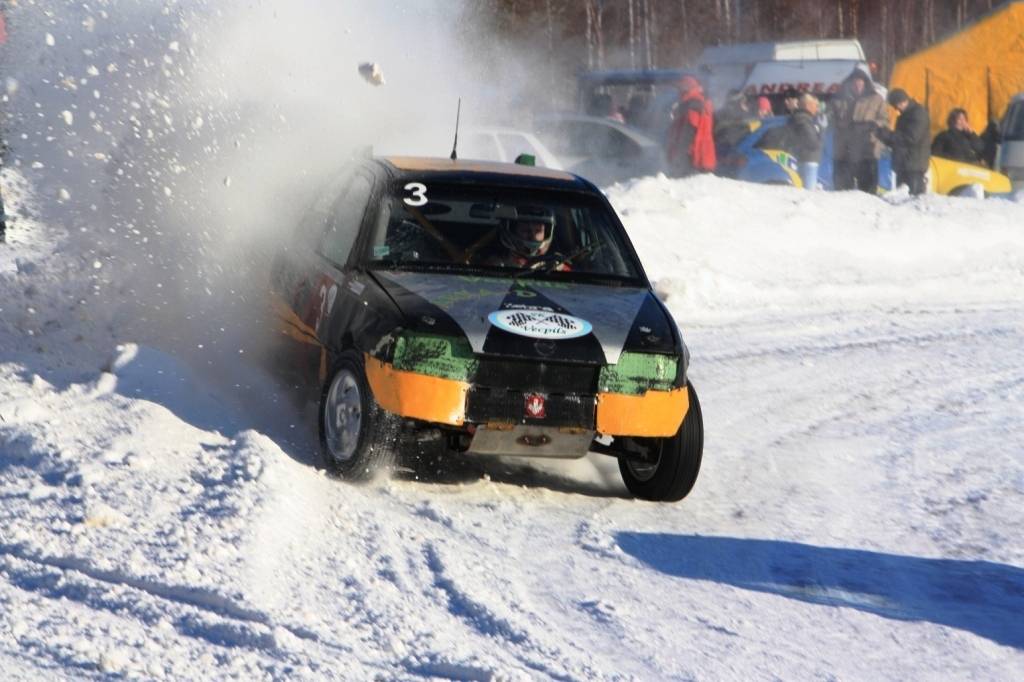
[{"left": 363, "top": 354, "right": 688, "bottom": 438}]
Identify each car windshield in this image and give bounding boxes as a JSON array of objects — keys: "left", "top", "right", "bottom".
[{"left": 363, "top": 182, "right": 644, "bottom": 282}]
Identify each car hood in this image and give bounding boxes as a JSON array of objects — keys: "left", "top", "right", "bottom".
[{"left": 372, "top": 270, "right": 677, "bottom": 365}]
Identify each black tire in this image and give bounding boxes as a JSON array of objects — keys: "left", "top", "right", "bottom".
[
  {"left": 618, "top": 382, "right": 704, "bottom": 502},
  {"left": 318, "top": 350, "right": 401, "bottom": 480}
]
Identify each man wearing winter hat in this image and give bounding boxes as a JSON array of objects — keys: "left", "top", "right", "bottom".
[
  {"left": 831, "top": 69, "right": 888, "bottom": 193},
  {"left": 875, "top": 88, "right": 931, "bottom": 196},
  {"left": 666, "top": 75, "right": 716, "bottom": 176}
]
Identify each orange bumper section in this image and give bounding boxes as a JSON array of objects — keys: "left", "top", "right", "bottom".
[
  {"left": 596, "top": 387, "right": 689, "bottom": 438},
  {"left": 364, "top": 355, "right": 470, "bottom": 426},
  {"left": 363, "top": 354, "right": 689, "bottom": 438}
]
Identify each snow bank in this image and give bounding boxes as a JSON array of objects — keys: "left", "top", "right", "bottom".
[{"left": 611, "top": 174, "right": 1024, "bottom": 321}]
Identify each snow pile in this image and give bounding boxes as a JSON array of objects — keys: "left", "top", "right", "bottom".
[{"left": 611, "top": 174, "right": 1024, "bottom": 321}]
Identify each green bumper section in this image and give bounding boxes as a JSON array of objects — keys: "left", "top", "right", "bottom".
[
  {"left": 392, "top": 332, "right": 479, "bottom": 381},
  {"left": 598, "top": 352, "right": 677, "bottom": 394},
  {"left": 393, "top": 333, "right": 677, "bottom": 395}
]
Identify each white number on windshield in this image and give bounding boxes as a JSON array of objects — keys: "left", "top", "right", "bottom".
[{"left": 403, "top": 182, "right": 428, "bottom": 207}]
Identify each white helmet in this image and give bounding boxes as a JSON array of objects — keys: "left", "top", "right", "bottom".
[{"left": 498, "top": 205, "right": 556, "bottom": 258}]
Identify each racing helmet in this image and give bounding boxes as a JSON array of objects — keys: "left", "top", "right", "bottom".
[{"left": 498, "top": 205, "right": 556, "bottom": 258}]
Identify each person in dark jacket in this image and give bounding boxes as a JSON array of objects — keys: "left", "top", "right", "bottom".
[
  {"left": 782, "top": 87, "right": 800, "bottom": 116},
  {"left": 784, "top": 93, "right": 824, "bottom": 189},
  {"left": 932, "top": 108, "right": 985, "bottom": 165},
  {"left": 831, "top": 69, "right": 888, "bottom": 193},
  {"left": 0, "top": 142, "right": 6, "bottom": 244},
  {"left": 980, "top": 118, "right": 1002, "bottom": 169},
  {"left": 713, "top": 90, "right": 755, "bottom": 150},
  {"left": 0, "top": 189, "right": 6, "bottom": 244},
  {"left": 876, "top": 88, "right": 931, "bottom": 196}
]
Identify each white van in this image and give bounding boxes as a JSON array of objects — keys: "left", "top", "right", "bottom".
[
  {"left": 697, "top": 39, "right": 869, "bottom": 105},
  {"left": 996, "top": 94, "right": 1024, "bottom": 190}
]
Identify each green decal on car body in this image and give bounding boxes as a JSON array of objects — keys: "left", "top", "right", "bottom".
[
  {"left": 392, "top": 332, "right": 479, "bottom": 381},
  {"left": 599, "top": 352, "right": 677, "bottom": 394}
]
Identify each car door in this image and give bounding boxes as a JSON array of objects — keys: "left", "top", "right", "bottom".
[
  {"left": 307, "top": 171, "right": 375, "bottom": 342},
  {"left": 271, "top": 170, "right": 374, "bottom": 372}
]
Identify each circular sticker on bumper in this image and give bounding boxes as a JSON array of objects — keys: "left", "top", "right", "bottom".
[{"left": 488, "top": 310, "right": 592, "bottom": 340}]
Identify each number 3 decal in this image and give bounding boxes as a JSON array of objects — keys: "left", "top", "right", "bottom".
[{"left": 403, "top": 182, "right": 428, "bottom": 207}]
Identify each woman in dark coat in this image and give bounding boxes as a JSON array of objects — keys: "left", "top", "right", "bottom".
[{"left": 932, "top": 108, "right": 985, "bottom": 165}]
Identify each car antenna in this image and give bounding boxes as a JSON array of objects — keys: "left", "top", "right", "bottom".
[{"left": 449, "top": 98, "right": 461, "bottom": 161}]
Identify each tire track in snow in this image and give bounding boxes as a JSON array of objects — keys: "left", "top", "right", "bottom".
[
  {"left": 700, "top": 324, "right": 1018, "bottom": 366},
  {"left": 0, "top": 543, "right": 338, "bottom": 654}
]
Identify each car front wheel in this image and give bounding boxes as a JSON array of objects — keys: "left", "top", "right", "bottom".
[
  {"left": 319, "top": 350, "right": 400, "bottom": 480},
  {"left": 618, "top": 382, "right": 703, "bottom": 502}
]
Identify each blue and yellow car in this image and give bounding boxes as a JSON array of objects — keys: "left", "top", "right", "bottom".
[{"left": 718, "top": 116, "right": 1012, "bottom": 195}]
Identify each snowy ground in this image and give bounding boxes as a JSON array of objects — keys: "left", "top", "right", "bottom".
[
  {"left": 2, "top": 2, "right": 1024, "bottom": 680},
  {"left": 3, "top": 164, "right": 1023, "bottom": 679}
]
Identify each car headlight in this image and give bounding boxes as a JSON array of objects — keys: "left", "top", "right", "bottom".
[
  {"left": 599, "top": 352, "right": 678, "bottom": 394},
  {"left": 391, "top": 331, "right": 478, "bottom": 381}
]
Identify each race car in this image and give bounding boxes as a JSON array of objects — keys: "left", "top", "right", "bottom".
[{"left": 270, "top": 155, "right": 703, "bottom": 502}]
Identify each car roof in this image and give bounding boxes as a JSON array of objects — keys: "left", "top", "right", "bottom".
[
  {"left": 465, "top": 126, "right": 541, "bottom": 136},
  {"left": 375, "top": 156, "right": 598, "bottom": 192},
  {"left": 533, "top": 113, "right": 661, "bottom": 147}
]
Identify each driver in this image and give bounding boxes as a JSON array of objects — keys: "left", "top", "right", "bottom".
[{"left": 489, "top": 206, "right": 569, "bottom": 270}]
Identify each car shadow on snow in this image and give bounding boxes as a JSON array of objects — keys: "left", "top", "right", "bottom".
[{"left": 616, "top": 533, "right": 1024, "bottom": 649}]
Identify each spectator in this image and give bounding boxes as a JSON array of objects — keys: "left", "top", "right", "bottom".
[
  {"left": 784, "top": 93, "right": 824, "bottom": 190},
  {"left": 587, "top": 92, "right": 614, "bottom": 119},
  {"left": 932, "top": 108, "right": 984, "bottom": 165},
  {"left": 714, "top": 90, "right": 755, "bottom": 150},
  {"left": 625, "top": 93, "right": 650, "bottom": 128},
  {"left": 1, "top": 142, "right": 6, "bottom": 244},
  {"left": 757, "top": 96, "right": 773, "bottom": 118},
  {"left": 782, "top": 88, "right": 800, "bottom": 115},
  {"left": 831, "top": 69, "right": 888, "bottom": 193},
  {"left": 980, "top": 119, "right": 1002, "bottom": 168},
  {"left": 666, "top": 75, "right": 716, "bottom": 176},
  {"left": 876, "top": 88, "right": 932, "bottom": 196}
]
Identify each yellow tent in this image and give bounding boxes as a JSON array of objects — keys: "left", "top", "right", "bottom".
[{"left": 890, "top": 1, "right": 1024, "bottom": 137}]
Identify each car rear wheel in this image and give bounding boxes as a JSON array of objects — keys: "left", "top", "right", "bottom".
[
  {"left": 319, "top": 350, "right": 400, "bottom": 480},
  {"left": 618, "top": 382, "right": 703, "bottom": 502}
]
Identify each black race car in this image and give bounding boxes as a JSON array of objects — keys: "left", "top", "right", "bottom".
[{"left": 271, "top": 155, "right": 703, "bottom": 502}]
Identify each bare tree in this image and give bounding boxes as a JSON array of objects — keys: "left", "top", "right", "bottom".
[{"left": 490, "top": 0, "right": 1004, "bottom": 87}]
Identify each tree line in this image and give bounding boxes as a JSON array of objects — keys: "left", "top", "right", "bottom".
[{"left": 480, "top": 0, "right": 1003, "bottom": 84}]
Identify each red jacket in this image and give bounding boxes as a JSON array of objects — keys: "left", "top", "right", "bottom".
[{"left": 667, "top": 76, "right": 717, "bottom": 173}]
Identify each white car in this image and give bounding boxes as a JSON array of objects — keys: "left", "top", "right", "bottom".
[
  {"left": 461, "top": 127, "right": 563, "bottom": 170},
  {"left": 532, "top": 113, "right": 666, "bottom": 187},
  {"left": 996, "top": 94, "right": 1024, "bottom": 191}
]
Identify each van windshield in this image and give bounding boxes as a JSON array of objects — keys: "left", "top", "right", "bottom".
[{"left": 364, "top": 183, "right": 644, "bottom": 283}]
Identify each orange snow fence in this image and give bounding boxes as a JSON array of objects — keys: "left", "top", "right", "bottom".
[{"left": 890, "top": 1, "right": 1024, "bottom": 137}]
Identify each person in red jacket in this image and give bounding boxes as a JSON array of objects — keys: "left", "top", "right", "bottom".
[{"left": 666, "top": 76, "right": 716, "bottom": 177}]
